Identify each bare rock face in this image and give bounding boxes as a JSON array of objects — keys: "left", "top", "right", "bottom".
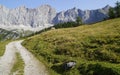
[
  {"left": 0, "top": 5, "right": 56, "bottom": 31},
  {"left": 53, "top": 7, "right": 81, "bottom": 24},
  {"left": 83, "top": 5, "right": 110, "bottom": 23},
  {"left": 53, "top": 5, "right": 111, "bottom": 24},
  {"left": 0, "top": 5, "right": 110, "bottom": 31}
]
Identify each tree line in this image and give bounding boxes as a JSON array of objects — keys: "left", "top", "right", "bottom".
[
  {"left": 109, "top": 1, "right": 120, "bottom": 19},
  {"left": 54, "top": 17, "right": 83, "bottom": 29}
]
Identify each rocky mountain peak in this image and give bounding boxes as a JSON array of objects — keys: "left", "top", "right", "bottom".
[
  {"left": 0, "top": 5, "right": 111, "bottom": 31},
  {"left": 17, "top": 5, "right": 26, "bottom": 9},
  {"left": 39, "top": 4, "right": 52, "bottom": 8},
  {"left": 102, "top": 5, "right": 111, "bottom": 10},
  {"left": 37, "top": 4, "right": 54, "bottom": 11},
  {"left": 104, "top": 5, "right": 111, "bottom": 8}
]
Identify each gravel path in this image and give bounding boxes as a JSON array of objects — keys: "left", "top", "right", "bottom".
[
  {"left": 0, "top": 42, "right": 16, "bottom": 75},
  {"left": 15, "top": 40, "right": 48, "bottom": 75},
  {"left": 0, "top": 40, "right": 48, "bottom": 75}
]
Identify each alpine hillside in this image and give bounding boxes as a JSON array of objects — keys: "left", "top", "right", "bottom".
[{"left": 22, "top": 18, "right": 120, "bottom": 75}]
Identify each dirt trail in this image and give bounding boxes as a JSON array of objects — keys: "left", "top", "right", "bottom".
[
  {"left": 15, "top": 40, "right": 48, "bottom": 75},
  {"left": 0, "top": 42, "right": 16, "bottom": 75},
  {"left": 0, "top": 40, "right": 48, "bottom": 75}
]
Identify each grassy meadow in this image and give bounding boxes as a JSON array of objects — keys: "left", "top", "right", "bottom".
[{"left": 22, "top": 18, "right": 120, "bottom": 75}]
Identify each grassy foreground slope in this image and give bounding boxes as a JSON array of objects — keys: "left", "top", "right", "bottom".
[{"left": 22, "top": 18, "right": 120, "bottom": 75}]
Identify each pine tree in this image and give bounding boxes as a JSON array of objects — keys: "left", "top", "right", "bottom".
[
  {"left": 76, "top": 16, "right": 82, "bottom": 25},
  {"left": 108, "top": 1, "right": 120, "bottom": 19},
  {"left": 108, "top": 8, "right": 115, "bottom": 19},
  {"left": 115, "top": 1, "right": 120, "bottom": 17}
]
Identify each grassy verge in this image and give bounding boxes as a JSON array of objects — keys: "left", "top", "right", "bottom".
[
  {"left": 22, "top": 18, "right": 120, "bottom": 75},
  {"left": 0, "top": 40, "right": 11, "bottom": 56},
  {"left": 10, "top": 52, "right": 24, "bottom": 75}
]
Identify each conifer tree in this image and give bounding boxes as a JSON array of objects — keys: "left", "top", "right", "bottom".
[
  {"left": 108, "top": 8, "right": 115, "bottom": 19},
  {"left": 115, "top": 1, "right": 120, "bottom": 17},
  {"left": 76, "top": 16, "right": 82, "bottom": 25}
]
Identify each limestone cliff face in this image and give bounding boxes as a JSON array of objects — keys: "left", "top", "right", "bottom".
[
  {"left": 53, "top": 5, "right": 110, "bottom": 24},
  {"left": 0, "top": 5, "right": 110, "bottom": 31},
  {"left": 0, "top": 5, "right": 56, "bottom": 28}
]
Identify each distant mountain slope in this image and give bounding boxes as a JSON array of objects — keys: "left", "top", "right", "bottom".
[
  {"left": 0, "top": 5, "right": 110, "bottom": 31},
  {"left": 22, "top": 18, "right": 120, "bottom": 75},
  {"left": 53, "top": 5, "right": 110, "bottom": 24},
  {"left": 0, "top": 28, "right": 20, "bottom": 41}
]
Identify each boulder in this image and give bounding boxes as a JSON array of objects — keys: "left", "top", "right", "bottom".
[{"left": 63, "top": 61, "right": 76, "bottom": 70}]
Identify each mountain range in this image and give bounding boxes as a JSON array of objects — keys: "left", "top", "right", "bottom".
[{"left": 0, "top": 5, "right": 110, "bottom": 31}]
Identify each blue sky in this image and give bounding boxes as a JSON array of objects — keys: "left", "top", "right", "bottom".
[{"left": 0, "top": 0, "right": 120, "bottom": 11}]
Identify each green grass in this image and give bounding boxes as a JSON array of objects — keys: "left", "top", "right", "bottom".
[
  {"left": 10, "top": 52, "right": 24, "bottom": 75},
  {"left": 0, "top": 40, "right": 12, "bottom": 56},
  {"left": 22, "top": 18, "right": 120, "bottom": 75}
]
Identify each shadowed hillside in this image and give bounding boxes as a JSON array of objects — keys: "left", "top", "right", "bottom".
[{"left": 0, "top": 28, "right": 19, "bottom": 41}]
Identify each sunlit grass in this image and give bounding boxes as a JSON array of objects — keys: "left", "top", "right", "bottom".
[
  {"left": 0, "top": 40, "right": 11, "bottom": 56},
  {"left": 23, "top": 18, "right": 120, "bottom": 75},
  {"left": 10, "top": 52, "right": 24, "bottom": 75}
]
